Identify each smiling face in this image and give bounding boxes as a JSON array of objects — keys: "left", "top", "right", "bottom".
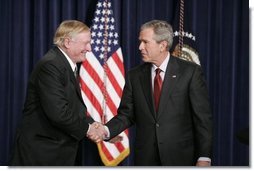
[
  {"left": 64, "top": 31, "right": 92, "bottom": 63},
  {"left": 138, "top": 28, "right": 168, "bottom": 67}
]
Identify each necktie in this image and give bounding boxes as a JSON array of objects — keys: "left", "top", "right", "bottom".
[
  {"left": 154, "top": 68, "right": 162, "bottom": 113},
  {"left": 74, "top": 67, "right": 78, "bottom": 77},
  {"left": 74, "top": 67, "right": 79, "bottom": 83}
]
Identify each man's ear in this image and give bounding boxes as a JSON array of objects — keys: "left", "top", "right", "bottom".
[
  {"left": 160, "top": 40, "right": 168, "bottom": 51},
  {"left": 63, "top": 38, "right": 71, "bottom": 49}
]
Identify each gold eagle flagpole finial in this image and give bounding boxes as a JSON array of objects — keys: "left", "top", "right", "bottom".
[{"left": 172, "top": 0, "right": 200, "bottom": 65}]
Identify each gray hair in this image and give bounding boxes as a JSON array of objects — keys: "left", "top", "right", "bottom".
[
  {"left": 140, "top": 20, "right": 173, "bottom": 50},
  {"left": 53, "top": 20, "right": 90, "bottom": 46}
]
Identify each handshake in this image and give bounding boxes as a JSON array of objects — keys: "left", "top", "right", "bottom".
[{"left": 86, "top": 122, "right": 123, "bottom": 143}]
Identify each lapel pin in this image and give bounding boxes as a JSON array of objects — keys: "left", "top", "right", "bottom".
[{"left": 172, "top": 75, "right": 177, "bottom": 78}]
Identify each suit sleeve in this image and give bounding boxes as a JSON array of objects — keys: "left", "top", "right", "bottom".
[
  {"left": 106, "top": 72, "right": 135, "bottom": 139},
  {"left": 36, "top": 62, "right": 89, "bottom": 140},
  {"left": 189, "top": 65, "right": 213, "bottom": 158}
]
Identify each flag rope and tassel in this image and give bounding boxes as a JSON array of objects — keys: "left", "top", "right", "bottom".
[
  {"left": 102, "top": 0, "right": 109, "bottom": 124},
  {"left": 178, "top": 0, "right": 184, "bottom": 57}
]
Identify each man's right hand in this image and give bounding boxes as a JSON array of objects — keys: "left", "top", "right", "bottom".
[{"left": 86, "top": 122, "right": 107, "bottom": 143}]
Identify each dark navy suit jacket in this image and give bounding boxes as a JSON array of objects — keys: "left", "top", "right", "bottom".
[
  {"left": 106, "top": 56, "right": 213, "bottom": 166},
  {"left": 10, "top": 47, "right": 93, "bottom": 166}
]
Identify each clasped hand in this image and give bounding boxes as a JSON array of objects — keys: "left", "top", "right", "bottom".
[
  {"left": 86, "top": 122, "right": 123, "bottom": 143},
  {"left": 86, "top": 122, "right": 107, "bottom": 143}
]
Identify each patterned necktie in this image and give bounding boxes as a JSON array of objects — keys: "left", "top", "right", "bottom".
[
  {"left": 74, "top": 67, "right": 79, "bottom": 83},
  {"left": 74, "top": 67, "right": 77, "bottom": 77},
  {"left": 154, "top": 68, "right": 162, "bottom": 113}
]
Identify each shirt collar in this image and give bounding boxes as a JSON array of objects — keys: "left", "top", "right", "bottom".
[
  {"left": 58, "top": 47, "right": 77, "bottom": 72},
  {"left": 152, "top": 52, "right": 170, "bottom": 73}
]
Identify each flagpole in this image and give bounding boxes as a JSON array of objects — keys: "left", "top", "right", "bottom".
[{"left": 80, "top": 0, "right": 130, "bottom": 165}]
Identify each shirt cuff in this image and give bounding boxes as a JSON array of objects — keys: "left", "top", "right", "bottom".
[
  {"left": 104, "top": 125, "right": 110, "bottom": 139},
  {"left": 198, "top": 157, "right": 211, "bottom": 163},
  {"left": 86, "top": 123, "right": 91, "bottom": 134}
]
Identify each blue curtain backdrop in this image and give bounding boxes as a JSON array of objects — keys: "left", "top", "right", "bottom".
[{"left": 0, "top": 0, "right": 249, "bottom": 166}]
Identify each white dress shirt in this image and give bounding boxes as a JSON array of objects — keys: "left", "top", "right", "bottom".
[
  {"left": 151, "top": 53, "right": 170, "bottom": 91},
  {"left": 58, "top": 47, "right": 77, "bottom": 72}
]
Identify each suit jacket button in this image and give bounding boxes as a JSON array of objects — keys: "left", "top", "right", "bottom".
[{"left": 156, "top": 123, "right": 160, "bottom": 127}]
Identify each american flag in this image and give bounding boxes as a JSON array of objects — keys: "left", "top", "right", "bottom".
[{"left": 79, "top": 0, "right": 129, "bottom": 166}]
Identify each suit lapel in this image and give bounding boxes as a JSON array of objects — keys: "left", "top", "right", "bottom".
[
  {"left": 68, "top": 64, "right": 83, "bottom": 103},
  {"left": 157, "top": 57, "right": 180, "bottom": 118},
  {"left": 55, "top": 47, "right": 84, "bottom": 104},
  {"left": 70, "top": 70, "right": 83, "bottom": 100},
  {"left": 139, "top": 64, "right": 156, "bottom": 118}
]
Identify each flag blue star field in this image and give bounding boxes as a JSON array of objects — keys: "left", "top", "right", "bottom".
[{"left": 79, "top": 0, "right": 129, "bottom": 166}]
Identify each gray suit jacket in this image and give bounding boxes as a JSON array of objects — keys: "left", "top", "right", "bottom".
[
  {"left": 106, "top": 56, "right": 213, "bottom": 166},
  {"left": 10, "top": 46, "right": 93, "bottom": 166}
]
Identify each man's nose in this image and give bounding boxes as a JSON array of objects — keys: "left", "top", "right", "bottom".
[{"left": 139, "top": 42, "right": 144, "bottom": 50}]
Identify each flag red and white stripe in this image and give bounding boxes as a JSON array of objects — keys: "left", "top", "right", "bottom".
[{"left": 80, "top": 0, "right": 129, "bottom": 166}]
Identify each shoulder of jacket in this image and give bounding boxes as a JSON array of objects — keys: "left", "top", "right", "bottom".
[
  {"left": 36, "top": 48, "right": 67, "bottom": 73},
  {"left": 171, "top": 55, "right": 200, "bottom": 69},
  {"left": 128, "top": 62, "right": 150, "bottom": 74}
]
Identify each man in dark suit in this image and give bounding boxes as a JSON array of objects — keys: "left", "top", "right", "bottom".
[
  {"left": 10, "top": 20, "right": 106, "bottom": 166},
  {"left": 88, "top": 20, "right": 213, "bottom": 166}
]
